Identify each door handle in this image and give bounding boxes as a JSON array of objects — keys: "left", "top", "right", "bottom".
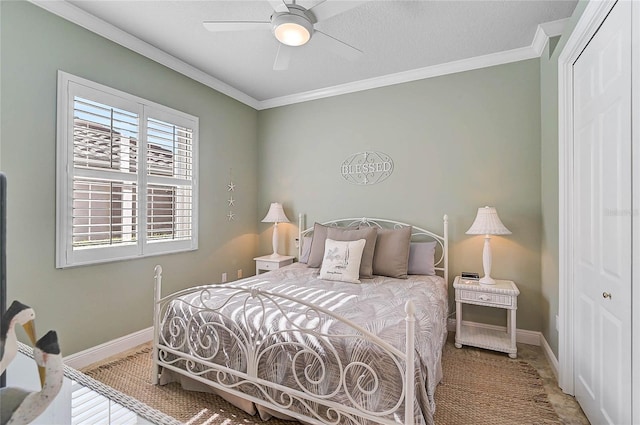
[{"left": 602, "top": 292, "right": 612, "bottom": 299}]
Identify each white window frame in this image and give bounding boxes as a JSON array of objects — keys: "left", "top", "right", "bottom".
[{"left": 56, "top": 71, "right": 199, "bottom": 268}]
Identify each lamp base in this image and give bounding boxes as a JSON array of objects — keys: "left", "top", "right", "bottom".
[
  {"left": 270, "top": 222, "right": 280, "bottom": 258},
  {"left": 479, "top": 276, "right": 496, "bottom": 285},
  {"left": 269, "top": 253, "right": 284, "bottom": 259}
]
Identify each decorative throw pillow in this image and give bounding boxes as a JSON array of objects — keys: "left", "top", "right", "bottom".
[
  {"left": 299, "top": 236, "right": 313, "bottom": 264},
  {"left": 372, "top": 226, "right": 412, "bottom": 279},
  {"left": 319, "top": 238, "right": 366, "bottom": 283},
  {"left": 327, "top": 227, "right": 377, "bottom": 278},
  {"left": 307, "top": 222, "right": 357, "bottom": 268},
  {"left": 307, "top": 223, "right": 330, "bottom": 267},
  {"left": 407, "top": 241, "right": 437, "bottom": 275}
]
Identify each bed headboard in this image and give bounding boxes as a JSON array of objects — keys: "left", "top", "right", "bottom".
[{"left": 298, "top": 214, "right": 449, "bottom": 284}]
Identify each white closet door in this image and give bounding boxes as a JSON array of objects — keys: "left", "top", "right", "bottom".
[{"left": 572, "top": 1, "right": 632, "bottom": 424}]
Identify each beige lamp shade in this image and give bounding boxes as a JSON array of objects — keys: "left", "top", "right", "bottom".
[
  {"left": 466, "top": 206, "right": 511, "bottom": 235},
  {"left": 262, "top": 202, "right": 290, "bottom": 223}
]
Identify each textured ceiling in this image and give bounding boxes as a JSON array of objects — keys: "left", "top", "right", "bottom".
[{"left": 66, "top": 0, "right": 578, "bottom": 102}]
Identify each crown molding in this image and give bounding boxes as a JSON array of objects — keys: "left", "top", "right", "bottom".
[
  {"left": 531, "top": 23, "right": 551, "bottom": 56},
  {"left": 28, "top": 0, "right": 261, "bottom": 110},
  {"left": 29, "top": 0, "right": 566, "bottom": 112},
  {"left": 258, "top": 18, "right": 569, "bottom": 110},
  {"left": 258, "top": 42, "right": 542, "bottom": 109},
  {"left": 540, "top": 17, "right": 569, "bottom": 38}
]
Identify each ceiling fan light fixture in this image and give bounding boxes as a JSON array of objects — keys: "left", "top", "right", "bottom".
[{"left": 272, "top": 13, "right": 313, "bottom": 47}]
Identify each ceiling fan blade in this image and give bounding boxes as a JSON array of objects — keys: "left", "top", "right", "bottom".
[
  {"left": 313, "top": 30, "right": 363, "bottom": 61},
  {"left": 309, "top": 0, "right": 365, "bottom": 22},
  {"left": 203, "top": 21, "right": 271, "bottom": 32},
  {"left": 267, "top": 0, "right": 289, "bottom": 13},
  {"left": 273, "top": 44, "right": 294, "bottom": 71}
]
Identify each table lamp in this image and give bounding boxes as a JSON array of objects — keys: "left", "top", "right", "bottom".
[
  {"left": 466, "top": 206, "right": 511, "bottom": 285},
  {"left": 262, "top": 202, "right": 290, "bottom": 258}
]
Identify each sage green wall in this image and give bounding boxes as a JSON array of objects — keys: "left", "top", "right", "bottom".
[
  {"left": 0, "top": 0, "right": 585, "bottom": 356},
  {"left": 257, "top": 60, "right": 543, "bottom": 332},
  {"left": 540, "top": 0, "right": 588, "bottom": 357},
  {"left": 0, "top": 1, "right": 259, "bottom": 355}
]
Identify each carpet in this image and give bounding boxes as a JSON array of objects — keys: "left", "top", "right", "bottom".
[
  {"left": 82, "top": 340, "right": 561, "bottom": 425},
  {"left": 433, "top": 341, "right": 561, "bottom": 425}
]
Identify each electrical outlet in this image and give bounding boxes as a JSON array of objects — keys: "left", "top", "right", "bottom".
[
  {"left": 237, "top": 269, "right": 243, "bottom": 279},
  {"left": 555, "top": 314, "right": 559, "bottom": 332},
  {"left": 295, "top": 238, "right": 300, "bottom": 248},
  {"left": 222, "top": 272, "right": 227, "bottom": 283}
]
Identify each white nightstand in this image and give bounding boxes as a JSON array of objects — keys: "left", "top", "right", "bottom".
[
  {"left": 254, "top": 255, "right": 295, "bottom": 275},
  {"left": 453, "top": 276, "right": 520, "bottom": 358}
]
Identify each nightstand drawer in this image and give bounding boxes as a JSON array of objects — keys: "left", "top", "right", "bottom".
[
  {"left": 256, "top": 260, "right": 276, "bottom": 271},
  {"left": 458, "top": 290, "right": 514, "bottom": 307},
  {"left": 254, "top": 255, "right": 295, "bottom": 275}
]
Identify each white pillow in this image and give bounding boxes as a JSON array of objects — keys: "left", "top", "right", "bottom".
[{"left": 319, "top": 238, "right": 366, "bottom": 283}]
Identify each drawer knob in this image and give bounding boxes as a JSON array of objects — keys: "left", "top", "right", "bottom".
[
  {"left": 602, "top": 292, "right": 612, "bottom": 299},
  {"left": 479, "top": 295, "right": 490, "bottom": 301}
]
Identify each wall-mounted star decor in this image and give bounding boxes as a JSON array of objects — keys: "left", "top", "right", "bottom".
[{"left": 227, "top": 169, "right": 237, "bottom": 221}]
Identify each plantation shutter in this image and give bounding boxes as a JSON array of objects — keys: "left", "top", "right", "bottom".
[
  {"left": 72, "top": 96, "right": 139, "bottom": 249},
  {"left": 146, "top": 117, "right": 193, "bottom": 242}
]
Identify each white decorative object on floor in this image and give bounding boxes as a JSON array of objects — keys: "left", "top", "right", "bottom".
[
  {"left": 465, "top": 206, "right": 511, "bottom": 285},
  {"left": 261, "top": 202, "right": 290, "bottom": 258},
  {"left": 0, "top": 301, "right": 37, "bottom": 375},
  {"left": 453, "top": 276, "right": 519, "bottom": 358},
  {"left": 11, "top": 341, "right": 175, "bottom": 425},
  {"left": 0, "top": 331, "right": 63, "bottom": 425}
]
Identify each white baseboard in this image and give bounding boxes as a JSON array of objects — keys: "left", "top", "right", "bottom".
[
  {"left": 64, "top": 319, "right": 559, "bottom": 378},
  {"left": 64, "top": 327, "right": 153, "bottom": 370},
  {"left": 446, "top": 318, "right": 541, "bottom": 346},
  {"left": 540, "top": 334, "right": 559, "bottom": 379},
  {"left": 64, "top": 321, "right": 561, "bottom": 378}
]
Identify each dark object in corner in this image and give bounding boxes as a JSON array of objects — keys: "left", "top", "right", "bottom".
[{"left": 1, "top": 173, "right": 6, "bottom": 388}]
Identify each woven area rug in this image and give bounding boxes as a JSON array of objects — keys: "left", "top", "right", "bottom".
[
  {"left": 82, "top": 340, "right": 561, "bottom": 425},
  {"left": 433, "top": 341, "right": 561, "bottom": 425}
]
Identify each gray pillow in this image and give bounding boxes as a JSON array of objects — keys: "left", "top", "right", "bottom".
[
  {"left": 307, "top": 223, "right": 357, "bottom": 268},
  {"left": 326, "top": 226, "right": 377, "bottom": 278},
  {"left": 372, "top": 226, "right": 412, "bottom": 279},
  {"left": 299, "top": 236, "right": 312, "bottom": 264},
  {"left": 407, "top": 241, "right": 437, "bottom": 275},
  {"left": 307, "top": 223, "right": 330, "bottom": 268}
]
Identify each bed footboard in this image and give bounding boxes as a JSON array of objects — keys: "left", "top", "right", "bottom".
[{"left": 151, "top": 267, "right": 418, "bottom": 425}]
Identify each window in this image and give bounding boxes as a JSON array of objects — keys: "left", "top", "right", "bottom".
[{"left": 57, "top": 72, "right": 198, "bottom": 268}]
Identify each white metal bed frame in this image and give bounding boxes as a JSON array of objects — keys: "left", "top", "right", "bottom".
[{"left": 152, "top": 215, "right": 448, "bottom": 425}]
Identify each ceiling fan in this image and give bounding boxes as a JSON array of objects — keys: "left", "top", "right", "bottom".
[{"left": 203, "top": 0, "right": 365, "bottom": 71}]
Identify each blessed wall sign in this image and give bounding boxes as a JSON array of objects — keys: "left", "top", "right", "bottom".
[{"left": 340, "top": 151, "right": 394, "bottom": 185}]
